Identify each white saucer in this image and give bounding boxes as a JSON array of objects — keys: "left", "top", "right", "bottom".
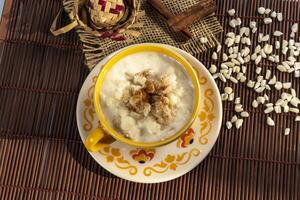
[{"left": 76, "top": 43, "right": 222, "bottom": 183}]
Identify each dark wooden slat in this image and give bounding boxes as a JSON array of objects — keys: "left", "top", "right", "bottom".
[{"left": 0, "top": 0, "right": 299, "bottom": 199}]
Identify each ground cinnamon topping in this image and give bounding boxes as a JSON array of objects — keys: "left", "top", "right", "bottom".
[{"left": 122, "top": 70, "right": 177, "bottom": 125}]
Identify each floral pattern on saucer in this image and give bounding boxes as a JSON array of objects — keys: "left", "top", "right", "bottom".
[{"left": 76, "top": 44, "right": 222, "bottom": 183}]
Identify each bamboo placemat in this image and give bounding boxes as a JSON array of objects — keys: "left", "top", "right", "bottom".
[{"left": 0, "top": 0, "right": 299, "bottom": 199}]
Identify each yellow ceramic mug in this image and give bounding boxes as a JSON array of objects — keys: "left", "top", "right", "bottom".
[{"left": 84, "top": 44, "right": 201, "bottom": 152}]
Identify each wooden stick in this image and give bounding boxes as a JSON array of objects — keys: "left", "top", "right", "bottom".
[
  {"left": 147, "top": 0, "right": 192, "bottom": 39},
  {"left": 169, "top": 1, "right": 216, "bottom": 32}
]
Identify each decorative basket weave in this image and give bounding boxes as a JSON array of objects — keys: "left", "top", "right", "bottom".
[
  {"left": 51, "top": 0, "right": 222, "bottom": 69},
  {"left": 51, "top": 0, "right": 144, "bottom": 41},
  {"left": 88, "top": 0, "right": 126, "bottom": 27}
]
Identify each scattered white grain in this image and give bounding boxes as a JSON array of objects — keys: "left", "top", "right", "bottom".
[
  {"left": 225, "top": 38, "right": 235, "bottom": 47},
  {"left": 284, "top": 128, "right": 290, "bottom": 136},
  {"left": 264, "top": 94, "right": 269, "bottom": 101},
  {"left": 275, "top": 99, "right": 284, "bottom": 106},
  {"left": 277, "top": 12, "right": 283, "bottom": 21},
  {"left": 256, "top": 67, "right": 262, "bottom": 74},
  {"left": 265, "top": 8, "right": 271, "bottom": 14},
  {"left": 245, "top": 37, "right": 251, "bottom": 45},
  {"left": 255, "top": 55, "right": 262, "bottom": 64},
  {"left": 283, "top": 82, "right": 292, "bottom": 89},
  {"left": 260, "top": 50, "right": 267, "bottom": 58},
  {"left": 227, "top": 9, "right": 236, "bottom": 16},
  {"left": 277, "top": 65, "right": 287, "bottom": 72},
  {"left": 235, "top": 97, "right": 241, "bottom": 104},
  {"left": 222, "top": 53, "right": 228, "bottom": 61},
  {"left": 241, "top": 47, "right": 250, "bottom": 57},
  {"left": 295, "top": 63, "right": 300, "bottom": 70},
  {"left": 283, "top": 105, "right": 289, "bottom": 113},
  {"left": 226, "top": 32, "right": 235, "bottom": 38},
  {"left": 236, "top": 72, "right": 243, "bottom": 80},
  {"left": 252, "top": 99, "right": 259, "bottom": 108},
  {"left": 289, "top": 39, "right": 295, "bottom": 46},
  {"left": 266, "top": 103, "right": 273, "bottom": 107},
  {"left": 224, "top": 86, "right": 233, "bottom": 94},
  {"left": 241, "top": 111, "right": 249, "bottom": 118},
  {"left": 251, "top": 53, "right": 257, "bottom": 61},
  {"left": 226, "top": 121, "right": 233, "bottom": 129},
  {"left": 265, "top": 70, "right": 271, "bottom": 79},
  {"left": 217, "top": 43, "right": 222, "bottom": 53},
  {"left": 231, "top": 58, "right": 240, "bottom": 65},
  {"left": 221, "top": 93, "right": 229, "bottom": 101},
  {"left": 252, "top": 27, "right": 258, "bottom": 33},
  {"left": 229, "top": 53, "right": 237, "bottom": 59},
  {"left": 235, "top": 119, "right": 243, "bottom": 129},
  {"left": 236, "top": 18, "right": 242, "bottom": 26},
  {"left": 289, "top": 107, "right": 299, "bottom": 114},
  {"left": 230, "top": 76, "right": 238, "bottom": 83},
  {"left": 274, "top": 55, "right": 280, "bottom": 63},
  {"left": 274, "top": 105, "right": 281, "bottom": 113},
  {"left": 271, "top": 11, "right": 277, "bottom": 18},
  {"left": 235, "top": 35, "right": 241, "bottom": 43},
  {"left": 233, "top": 66, "right": 241, "bottom": 73},
  {"left": 291, "top": 23, "right": 298, "bottom": 32},
  {"left": 264, "top": 107, "right": 274, "bottom": 114},
  {"left": 218, "top": 73, "right": 227, "bottom": 82},
  {"left": 269, "top": 56, "right": 276, "bottom": 63},
  {"left": 242, "top": 66, "right": 247, "bottom": 73},
  {"left": 273, "top": 30, "right": 283, "bottom": 37},
  {"left": 235, "top": 105, "right": 243, "bottom": 112},
  {"left": 257, "top": 96, "right": 266, "bottom": 104},
  {"left": 209, "top": 64, "right": 217, "bottom": 74},
  {"left": 212, "top": 52, "right": 218, "bottom": 60},
  {"left": 231, "top": 115, "right": 238, "bottom": 123},
  {"left": 258, "top": 7, "right": 266, "bottom": 15},
  {"left": 261, "top": 35, "right": 270, "bottom": 42},
  {"left": 229, "top": 19, "right": 237, "bottom": 28},
  {"left": 240, "top": 75, "right": 247, "bottom": 82},
  {"left": 291, "top": 89, "right": 296, "bottom": 97},
  {"left": 244, "top": 55, "right": 251, "bottom": 63},
  {"left": 264, "top": 17, "right": 272, "bottom": 24},
  {"left": 247, "top": 80, "right": 255, "bottom": 88},
  {"left": 237, "top": 55, "right": 245, "bottom": 64},
  {"left": 264, "top": 44, "right": 273, "bottom": 54},
  {"left": 281, "top": 92, "right": 288, "bottom": 100},
  {"left": 255, "top": 45, "right": 262, "bottom": 53},
  {"left": 229, "top": 93, "right": 235, "bottom": 101},
  {"left": 249, "top": 21, "right": 256, "bottom": 29},
  {"left": 265, "top": 85, "right": 271, "bottom": 90},
  {"left": 275, "top": 41, "right": 280, "bottom": 49},
  {"left": 267, "top": 117, "right": 275, "bottom": 126},
  {"left": 275, "top": 82, "right": 283, "bottom": 90},
  {"left": 290, "top": 98, "right": 300, "bottom": 107}
]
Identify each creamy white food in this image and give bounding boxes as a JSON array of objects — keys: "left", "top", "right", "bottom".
[{"left": 100, "top": 52, "right": 195, "bottom": 142}]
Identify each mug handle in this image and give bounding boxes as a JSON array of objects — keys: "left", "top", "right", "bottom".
[{"left": 84, "top": 128, "right": 115, "bottom": 152}]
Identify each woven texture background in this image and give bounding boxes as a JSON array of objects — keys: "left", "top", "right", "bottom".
[
  {"left": 0, "top": 0, "right": 299, "bottom": 199},
  {"left": 69, "top": 0, "right": 222, "bottom": 68}
]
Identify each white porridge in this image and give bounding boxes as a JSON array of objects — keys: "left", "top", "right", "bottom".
[{"left": 100, "top": 52, "right": 195, "bottom": 142}]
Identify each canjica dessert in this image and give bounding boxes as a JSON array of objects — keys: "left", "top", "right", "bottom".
[{"left": 100, "top": 52, "right": 195, "bottom": 142}]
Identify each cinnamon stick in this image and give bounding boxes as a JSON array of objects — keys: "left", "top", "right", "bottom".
[
  {"left": 169, "top": 1, "right": 216, "bottom": 32},
  {"left": 147, "top": 0, "right": 192, "bottom": 39},
  {"left": 167, "top": 0, "right": 212, "bottom": 26}
]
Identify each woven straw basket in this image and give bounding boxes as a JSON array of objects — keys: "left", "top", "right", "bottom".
[{"left": 51, "top": 0, "right": 143, "bottom": 41}]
